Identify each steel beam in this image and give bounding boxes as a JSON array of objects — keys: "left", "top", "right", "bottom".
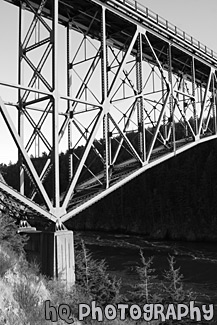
[
  {"left": 0, "top": 181, "right": 56, "bottom": 222},
  {"left": 52, "top": 0, "right": 61, "bottom": 212},
  {"left": 101, "top": 7, "right": 110, "bottom": 188},
  {"left": 67, "top": 24, "right": 73, "bottom": 181},
  {"left": 18, "top": 2, "right": 25, "bottom": 195},
  {"left": 191, "top": 57, "right": 198, "bottom": 138},
  {"left": 0, "top": 97, "right": 53, "bottom": 212},
  {"left": 136, "top": 33, "right": 146, "bottom": 162},
  {"left": 198, "top": 69, "right": 213, "bottom": 136}
]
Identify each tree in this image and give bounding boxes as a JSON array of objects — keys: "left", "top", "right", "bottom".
[
  {"left": 162, "top": 255, "right": 194, "bottom": 303},
  {"left": 75, "top": 239, "right": 121, "bottom": 306},
  {"left": 131, "top": 250, "right": 161, "bottom": 304}
]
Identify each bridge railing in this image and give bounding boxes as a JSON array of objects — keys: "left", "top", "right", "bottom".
[{"left": 113, "top": 0, "right": 217, "bottom": 60}]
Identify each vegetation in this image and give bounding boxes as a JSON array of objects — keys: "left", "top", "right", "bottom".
[
  {"left": 0, "top": 212, "right": 27, "bottom": 254},
  {"left": 162, "top": 255, "right": 195, "bottom": 304},
  {"left": 75, "top": 239, "right": 121, "bottom": 306},
  {"left": 130, "top": 252, "right": 160, "bottom": 304},
  {"left": 0, "top": 213, "right": 198, "bottom": 324}
]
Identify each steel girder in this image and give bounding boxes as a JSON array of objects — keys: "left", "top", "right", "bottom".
[{"left": 1, "top": 0, "right": 217, "bottom": 226}]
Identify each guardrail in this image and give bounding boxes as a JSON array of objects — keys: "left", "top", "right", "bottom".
[{"left": 111, "top": 0, "right": 217, "bottom": 60}]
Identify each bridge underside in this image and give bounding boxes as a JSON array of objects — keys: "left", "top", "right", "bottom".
[{"left": 1, "top": 0, "right": 217, "bottom": 227}]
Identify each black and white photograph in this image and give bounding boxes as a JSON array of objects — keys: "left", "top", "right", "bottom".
[{"left": 0, "top": 0, "right": 217, "bottom": 324}]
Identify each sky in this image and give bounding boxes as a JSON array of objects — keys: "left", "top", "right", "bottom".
[
  {"left": 140, "top": 0, "right": 217, "bottom": 52},
  {"left": 0, "top": 0, "right": 217, "bottom": 164}
]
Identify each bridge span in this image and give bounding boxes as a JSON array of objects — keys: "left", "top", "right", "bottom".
[{"left": 0, "top": 0, "right": 217, "bottom": 283}]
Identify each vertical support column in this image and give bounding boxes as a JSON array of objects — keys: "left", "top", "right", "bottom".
[
  {"left": 191, "top": 57, "right": 198, "bottom": 137},
  {"left": 52, "top": 0, "right": 60, "bottom": 209},
  {"left": 68, "top": 118, "right": 73, "bottom": 180},
  {"left": 162, "top": 74, "right": 167, "bottom": 142},
  {"left": 53, "top": 11, "right": 75, "bottom": 282},
  {"left": 39, "top": 230, "right": 75, "bottom": 287},
  {"left": 212, "top": 73, "right": 217, "bottom": 134},
  {"left": 54, "top": 230, "right": 75, "bottom": 287},
  {"left": 200, "top": 82, "right": 203, "bottom": 110},
  {"left": 103, "top": 116, "right": 111, "bottom": 189},
  {"left": 101, "top": 7, "right": 110, "bottom": 188},
  {"left": 136, "top": 33, "right": 146, "bottom": 163},
  {"left": 18, "top": 3, "right": 25, "bottom": 195},
  {"left": 167, "top": 43, "right": 176, "bottom": 152},
  {"left": 35, "top": 132, "right": 40, "bottom": 158},
  {"left": 182, "top": 75, "right": 188, "bottom": 138},
  {"left": 35, "top": 22, "right": 40, "bottom": 158},
  {"left": 67, "top": 23, "right": 73, "bottom": 181}
]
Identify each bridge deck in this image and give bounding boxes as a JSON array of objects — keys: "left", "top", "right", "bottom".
[
  {"left": 61, "top": 134, "right": 216, "bottom": 220},
  {"left": 4, "top": 0, "right": 217, "bottom": 83}
]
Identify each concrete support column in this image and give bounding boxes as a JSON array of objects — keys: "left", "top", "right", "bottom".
[
  {"left": 54, "top": 230, "right": 75, "bottom": 286},
  {"left": 21, "top": 229, "right": 75, "bottom": 287}
]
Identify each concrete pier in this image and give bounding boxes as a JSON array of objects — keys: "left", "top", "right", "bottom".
[
  {"left": 54, "top": 230, "right": 75, "bottom": 286},
  {"left": 22, "top": 230, "right": 75, "bottom": 286}
]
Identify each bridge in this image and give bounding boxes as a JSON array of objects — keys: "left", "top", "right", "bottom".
[{"left": 0, "top": 0, "right": 217, "bottom": 284}]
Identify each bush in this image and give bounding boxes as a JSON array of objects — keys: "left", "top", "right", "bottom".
[
  {"left": 0, "top": 279, "right": 27, "bottom": 325},
  {"left": 0, "top": 246, "right": 16, "bottom": 277},
  {"left": 13, "top": 265, "right": 51, "bottom": 325},
  {"left": 0, "top": 211, "right": 27, "bottom": 254}
]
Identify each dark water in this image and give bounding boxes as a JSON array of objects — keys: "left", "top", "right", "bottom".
[{"left": 76, "top": 231, "right": 217, "bottom": 307}]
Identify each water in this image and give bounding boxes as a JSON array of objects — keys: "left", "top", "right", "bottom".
[{"left": 76, "top": 231, "right": 217, "bottom": 306}]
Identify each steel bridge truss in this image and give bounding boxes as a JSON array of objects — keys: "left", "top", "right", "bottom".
[{"left": 1, "top": 0, "right": 217, "bottom": 227}]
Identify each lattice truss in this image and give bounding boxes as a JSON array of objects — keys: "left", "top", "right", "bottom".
[{"left": 0, "top": 0, "right": 217, "bottom": 225}]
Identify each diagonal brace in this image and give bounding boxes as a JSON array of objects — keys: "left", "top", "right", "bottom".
[
  {"left": 0, "top": 97, "right": 53, "bottom": 211},
  {"left": 62, "top": 28, "right": 139, "bottom": 210},
  {"left": 198, "top": 69, "right": 213, "bottom": 136}
]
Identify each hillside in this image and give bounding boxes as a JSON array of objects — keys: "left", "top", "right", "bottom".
[
  {"left": 65, "top": 140, "right": 217, "bottom": 241},
  {"left": 1, "top": 137, "right": 217, "bottom": 241}
]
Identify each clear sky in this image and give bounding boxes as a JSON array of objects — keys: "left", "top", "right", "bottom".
[
  {"left": 0, "top": 0, "right": 217, "bottom": 164},
  {"left": 141, "top": 0, "right": 217, "bottom": 52}
]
